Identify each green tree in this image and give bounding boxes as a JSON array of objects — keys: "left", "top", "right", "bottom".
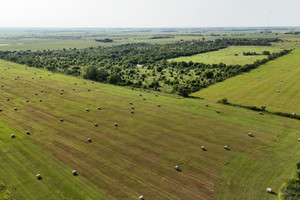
[
  {"left": 107, "top": 73, "right": 121, "bottom": 84},
  {"left": 96, "top": 68, "right": 109, "bottom": 81},
  {"left": 178, "top": 86, "right": 190, "bottom": 97}
]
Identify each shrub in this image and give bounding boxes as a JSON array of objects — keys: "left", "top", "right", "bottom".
[
  {"left": 281, "top": 163, "right": 300, "bottom": 200},
  {"left": 218, "top": 98, "right": 229, "bottom": 104}
]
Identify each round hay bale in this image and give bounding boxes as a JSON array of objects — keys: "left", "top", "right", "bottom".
[
  {"left": 94, "top": 123, "right": 98, "bottom": 127},
  {"left": 114, "top": 123, "right": 118, "bottom": 127},
  {"left": 72, "top": 170, "right": 77, "bottom": 175},
  {"left": 26, "top": 99, "right": 29, "bottom": 103},
  {"left": 36, "top": 174, "right": 42, "bottom": 180},
  {"left": 34, "top": 73, "right": 36, "bottom": 75},
  {"left": 257, "top": 77, "right": 260, "bottom": 79},
  {"left": 40, "top": 90, "right": 43, "bottom": 93},
  {"left": 292, "top": 112, "right": 296, "bottom": 116},
  {"left": 88, "top": 89, "right": 90, "bottom": 91},
  {"left": 60, "top": 92, "right": 63, "bottom": 95},
  {"left": 92, "top": 81, "right": 94, "bottom": 84},
  {"left": 248, "top": 133, "right": 253, "bottom": 137},
  {"left": 84, "top": 82, "right": 86, "bottom": 84},
  {"left": 139, "top": 94, "right": 142, "bottom": 96},
  {"left": 143, "top": 98, "right": 146, "bottom": 100},
  {"left": 259, "top": 111, "right": 263, "bottom": 115},
  {"left": 32, "top": 77, "right": 34, "bottom": 79},
  {"left": 98, "top": 107, "right": 101, "bottom": 110},
  {"left": 224, "top": 146, "right": 229, "bottom": 150},
  {"left": 86, "top": 108, "right": 89, "bottom": 112},
  {"left": 88, "top": 138, "right": 92, "bottom": 142},
  {"left": 7, "top": 98, "right": 10, "bottom": 101},
  {"left": 280, "top": 80, "right": 283, "bottom": 82},
  {"left": 11, "top": 134, "right": 15, "bottom": 138},
  {"left": 39, "top": 99, "right": 42, "bottom": 102},
  {"left": 35, "top": 93, "right": 38, "bottom": 95},
  {"left": 276, "top": 90, "right": 279, "bottom": 92},
  {"left": 131, "top": 110, "right": 134, "bottom": 114},
  {"left": 74, "top": 83, "right": 77, "bottom": 85},
  {"left": 216, "top": 110, "right": 220, "bottom": 113},
  {"left": 61, "top": 89, "right": 64, "bottom": 92},
  {"left": 14, "top": 78, "right": 17, "bottom": 80},
  {"left": 73, "top": 88, "right": 75, "bottom": 91},
  {"left": 139, "top": 196, "right": 144, "bottom": 200},
  {"left": 0, "top": 108, "right": 2, "bottom": 112},
  {"left": 1, "top": 84, "right": 3, "bottom": 87},
  {"left": 157, "top": 104, "right": 160, "bottom": 107},
  {"left": 266, "top": 188, "right": 272, "bottom": 193},
  {"left": 14, "top": 107, "right": 17, "bottom": 111},
  {"left": 174, "top": 165, "right": 179, "bottom": 171},
  {"left": 26, "top": 131, "right": 30, "bottom": 135},
  {"left": 155, "top": 94, "right": 158, "bottom": 97},
  {"left": 131, "top": 106, "right": 134, "bottom": 109},
  {"left": 129, "top": 102, "right": 133, "bottom": 105},
  {"left": 201, "top": 146, "right": 205, "bottom": 150},
  {"left": 39, "top": 77, "right": 42, "bottom": 79},
  {"left": 60, "top": 118, "right": 64, "bottom": 122},
  {"left": 205, "top": 104, "right": 208, "bottom": 107},
  {"left": 17, "top": 76, "right": 19, "bottom": 78},
  {"left": 298, "top": 138, "right": 300, "bottom": 142}
]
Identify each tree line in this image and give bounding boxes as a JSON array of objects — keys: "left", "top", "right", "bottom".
[{"left": 0, "top": 38, "right": 286, "bottom": 96}]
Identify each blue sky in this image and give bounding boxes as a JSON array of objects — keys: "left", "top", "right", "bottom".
[{"left": 0, "top": 0, "right": 299, "bottom": 27}]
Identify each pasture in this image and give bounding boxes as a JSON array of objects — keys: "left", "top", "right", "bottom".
[
  {"left": 0, "top": 59, "right": 299, "bottom": 199},
  {"left": 192, "top": 49, "right": 300, "bottom": 115},
  {"left": 168, "top": 46, "right": 281, "bottom": 65}
]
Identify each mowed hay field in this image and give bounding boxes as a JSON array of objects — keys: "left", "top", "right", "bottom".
[
  {"left": 0, "top": 60, "right": 299, "bottom": 200},
  {"left": 168, "top": 46, "right": 280, "bottom": 65},
  {"left": 192, "top": 49, "right": 300, "bottom": 114}
]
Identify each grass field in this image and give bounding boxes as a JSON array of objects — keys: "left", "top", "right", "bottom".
[
  {"left": 192, "top": 49, "right": 300, "bottom": 115},
  {"left": 0, "top": 59, "right": 299, "bottom": 199},
  {"left": 0, "top": 39, "right": 104, "bottom": 51},
  {"left": 168, "top": 46, "right": 281, "bottom": 65}
]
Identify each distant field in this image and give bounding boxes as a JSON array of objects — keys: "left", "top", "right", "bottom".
[
  {"left": 0, "top": 36, "right": 206, "bottom": 51},
  {"left": 0, "top": 60, "right": 299, "bottom": 199},
  {"left": 168, "top": 46, "right": 281, "bottom": 65},
  {"left": 192, "top": 49, "right": 300, "bottom": 114},
  {"left": 0, "top": 39, "right": 104, "bottom": 51}
]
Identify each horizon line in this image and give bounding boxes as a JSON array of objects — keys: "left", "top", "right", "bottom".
[{"left": 0, "top": 26, "right": 299, "bottom": 29}]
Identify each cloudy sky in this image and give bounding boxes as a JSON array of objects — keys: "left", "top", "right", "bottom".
[{"left": 0, "top": 0, "right": 299, "bottom": 27}]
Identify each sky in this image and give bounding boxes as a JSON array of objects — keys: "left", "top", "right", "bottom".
[{"left": 0, "top": 0, "right": 299, "bottom": 28}]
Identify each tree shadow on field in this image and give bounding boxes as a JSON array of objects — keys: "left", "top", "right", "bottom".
[
  {"left": 187, "top": 96, "right": 204, "bottom": 100},
  {"left": 269, "top": 191, "right": 277, "bottom": 195}
]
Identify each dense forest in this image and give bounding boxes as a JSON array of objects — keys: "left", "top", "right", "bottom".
[{"left": 0, "top": 38, "right": 288, "bottom": 95}]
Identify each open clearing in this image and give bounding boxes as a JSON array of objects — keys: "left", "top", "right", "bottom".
[
  {"left": 168, "top": 46, "right": 281, "bottom": 65},
  {"left": 192, "top": 49, "right": 300, "bottom": 115},
  {"left": 0, "top": 59, "right": 299, "bottom": 199}
]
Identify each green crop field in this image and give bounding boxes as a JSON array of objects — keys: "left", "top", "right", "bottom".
[
  {"left": 168, "top": 46, "right": 281, "bottom": 65},
  {"left": 192, "top": 49, "right": 300, "bottom": 115},
  {"left": 0, "top": 59, "right": 299, "bottom": 200}
]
